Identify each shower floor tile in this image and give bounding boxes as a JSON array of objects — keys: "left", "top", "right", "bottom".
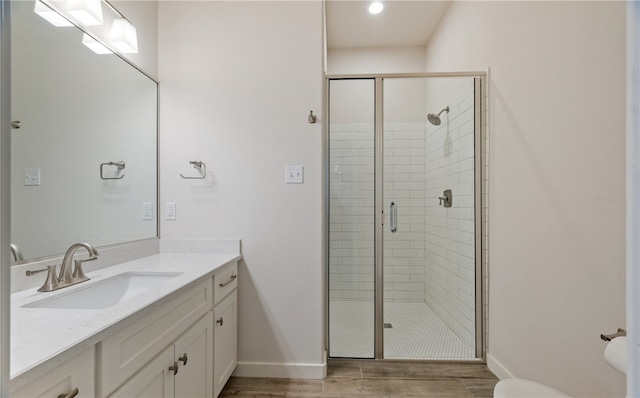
[{"left": 329, "top": 300, "right": 475, "bottom": 360}]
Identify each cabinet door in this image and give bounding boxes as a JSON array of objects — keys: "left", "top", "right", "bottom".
[
  {"left": 174, "top": 312, "right": 213, "bottom": 398},
  {"left": 11, "top": 348, "right": 94, "bottom": 398},
  {"left": 213, "top": 290, "right": 237, "bottom": 397},
  {"left": 109, "top": 346, "right": 175, "bottom": 398}
]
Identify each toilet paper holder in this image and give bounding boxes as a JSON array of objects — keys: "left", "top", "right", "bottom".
[{"left": 601, "top": 328, "right": 626, "bottom": 341}]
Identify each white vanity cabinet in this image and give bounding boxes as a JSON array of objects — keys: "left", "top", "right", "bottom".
[
  {"left": 12, "top": 256, "right": 240, "bottom": 398},
  {"left": 99, "top": 278, "right": 213, "bottom": 397},
  {"left": 11, "top": 348, "right": 94, "bottom": 398},
  {"left": 213, "top": 262, "right": 238, "bottom": 397},
  {"left": 109, "top": 312, "right": 213, "bottom": 398}
]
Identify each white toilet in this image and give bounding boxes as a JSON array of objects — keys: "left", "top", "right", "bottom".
[{"left": 493, "top": 336, "right": 627, "bottom": 397}]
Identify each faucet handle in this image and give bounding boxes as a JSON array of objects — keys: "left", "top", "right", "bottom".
[
  {"left": 26, "top": 265, "right": 60, "bottom": 292},
  {"left": 72, "top": 256, "right": 97, "bottom": 282}
]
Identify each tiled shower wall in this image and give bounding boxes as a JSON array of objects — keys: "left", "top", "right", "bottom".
[
  {"left": 329, "top": 124, "right": 376, "bottom": 300},
  {"left": 382, "top": 123, "right": 427, "bottom": 301},
  {"left": 329, "top": 122, "right": 428, "bottom": 301},
  {"left": 424, "top": 83, "right": 476, "bottom": 347}
]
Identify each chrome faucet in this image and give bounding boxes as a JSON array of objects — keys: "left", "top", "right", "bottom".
[
  {"left": 26, "top": 242, "right": 99, "bottom": 292},
  {"left": 59, "top": 242, "right": 99, "bottom": 284}
]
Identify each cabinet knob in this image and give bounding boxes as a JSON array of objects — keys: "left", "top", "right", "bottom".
[
  {"left": 57, "top": 387, "right": 79, "bottom": 398},
  {"left": 217, "top": 317, "right": 224, "bottom": 326},
  {"left": 168, "top": 361, "right": 179, "bottom": 375},
  {"left": 179, "top": 352, "right": 188, "bottom": 366}
]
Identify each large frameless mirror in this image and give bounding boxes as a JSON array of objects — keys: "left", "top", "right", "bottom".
[{"left": 9, "top": 0, "right": 158, "bottom": 264}]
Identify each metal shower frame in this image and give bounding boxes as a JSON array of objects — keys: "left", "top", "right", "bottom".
[{"left": 323, "top": 71, "right": 487, "bottom": 361}]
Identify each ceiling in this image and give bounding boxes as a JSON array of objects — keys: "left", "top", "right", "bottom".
[{"left": 325, "top": 0, "right": 451, "bottom": 49}]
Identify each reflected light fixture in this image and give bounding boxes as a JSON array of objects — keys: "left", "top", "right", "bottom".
[
  {"left": 82, "top": 33, "right": 112, "bottom": 54},
  {"left": 34, "top": 1, "right": 73, "bottom": 27},
  {"left": 109, "top": 18, "right": 138, "bottom": 53},
  {"left": 67, "top": 0, "right": 103, "bottom": 26},
  {"left": 368, "top": 2, "right": 383, "bottom": 14}
]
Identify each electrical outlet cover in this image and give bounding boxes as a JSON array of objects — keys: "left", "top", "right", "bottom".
[
  {"left": 24, "top": 168, "right": 41, "bottom": 186},
  {"left": 285, "top": 165, "right": 303, "bottom": 184}
]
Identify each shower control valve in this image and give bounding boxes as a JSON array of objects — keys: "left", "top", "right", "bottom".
[{"left": 438, "top": 189, "right": 453, "bottom": 208}]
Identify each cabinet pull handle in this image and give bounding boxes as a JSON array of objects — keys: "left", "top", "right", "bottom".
[
  {"left": 168, "top": 361, "right": 179, "bottom": 375},
  {"left": 217, "top": 317, "right": 224, "bottom": 326},
  {"left": 57, "top": 387, "right": 79, "bottom": 398},
  {"left": 179, "top": 352, "right": 188, "bottom": 366},
  {"left": 219, "top": 274, "right": 237, "bottom": 288}
]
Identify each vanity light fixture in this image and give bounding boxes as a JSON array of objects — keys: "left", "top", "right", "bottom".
[
  {"left": 67, "top": 0, "right": 104, "bottom": 26},
  {"left": 82, "top": 33, "right": 112, "bottom": 54},
  {"left": 34, "top": 0, "right": 73, "bottom": 27},
  {"left": 368, "top": 2, "right": 384, "bottom": 14},
  {"left": 109, "top": 18, "right": 138, "bottom": 53}
]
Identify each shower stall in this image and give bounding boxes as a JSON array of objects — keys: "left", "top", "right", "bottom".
[{"left": 327, "top": 73, "right": 485, "bottom": 360}]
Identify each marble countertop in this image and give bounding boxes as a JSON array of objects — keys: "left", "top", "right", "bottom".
[{"left": 10, "top": 252, "right": 241, "bottom": 381}]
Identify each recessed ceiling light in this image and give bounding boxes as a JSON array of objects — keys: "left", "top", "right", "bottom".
[{"left": 368, "top": 2, "right": 383, "bottom": 14}]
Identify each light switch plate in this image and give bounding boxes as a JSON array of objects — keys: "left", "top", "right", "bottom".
[
  {"left": 285, "top": 165, "right": 303, "bottom": 184},
  {"left": 24, "top": 168, "right": 40, "bottom": 186}
]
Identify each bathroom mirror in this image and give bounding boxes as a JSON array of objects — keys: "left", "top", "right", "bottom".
[{"left": 9, "top": 1, "right": 158, "bottom": 263}]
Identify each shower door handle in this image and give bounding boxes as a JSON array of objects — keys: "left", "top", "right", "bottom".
[{"left": 390, "top": 202, "right": 397, "bottom": 233}]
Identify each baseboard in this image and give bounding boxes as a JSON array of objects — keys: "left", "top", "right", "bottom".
[
  {"left": 233, "top": 361, "right": 327, "bottom": 379},
  {"left": 487, "top": 353, "right": 515, "bottom": 380}
]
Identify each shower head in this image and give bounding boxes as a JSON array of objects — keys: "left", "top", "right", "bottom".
[{"left": 427, "top": 106, "right": 450, "bottom": 126}]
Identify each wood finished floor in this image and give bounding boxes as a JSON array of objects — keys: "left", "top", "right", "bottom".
[{"left": 219, "top": 360, "right": 499, "bottom": 397}]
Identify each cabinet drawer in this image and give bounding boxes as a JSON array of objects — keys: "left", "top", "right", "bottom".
[
  {"left": 100, "top": 278, "right": 212, "bottom": 396},
  {"left": 214, "top": 261, "right": 238, "bottom": 305}
]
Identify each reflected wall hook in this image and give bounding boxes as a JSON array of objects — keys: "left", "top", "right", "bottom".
[
  {"left": 180, "top": 160, "right": 206, "bottom": 179},
  {"left": 308, "top": 110, "right": 317, "bottom": 124},
  {"left": 100, "top": 161, "right": 125, "bottom": 180}
]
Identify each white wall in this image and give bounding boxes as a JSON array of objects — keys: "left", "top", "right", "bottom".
[
  {"left": 328, "top": 47, "right": 425, "bottom": 75},
  {"left": 425, "top": 2, "right": 626, "bottom": 397},
  {"left": 158, "top": 1, "right": 325, "bottom": 378}
]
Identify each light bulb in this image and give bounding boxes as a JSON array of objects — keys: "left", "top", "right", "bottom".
[{"left": 368, "top": 2, "right": 383, "bottom": 14}]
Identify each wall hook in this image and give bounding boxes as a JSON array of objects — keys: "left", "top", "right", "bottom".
[
  {"left": 308, "top": 110, "right": 317, "bottom": 124},
  {"left": 100, "top": 161, "right": 125, "bottom": 180},
  {"left": 180, "top": 160, "right": 206, "bottom": 179}
]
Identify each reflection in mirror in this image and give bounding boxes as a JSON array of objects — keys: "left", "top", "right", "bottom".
[{"left": 10, "top": 1, "right": 158, "bottom": 264}]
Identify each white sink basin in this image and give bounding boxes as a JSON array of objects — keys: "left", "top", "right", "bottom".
[{"left": 22, "top": 272, "right": 183, "bottom": 310}]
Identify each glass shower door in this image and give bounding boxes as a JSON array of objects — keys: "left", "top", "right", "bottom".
[
  {"left": 382, "top": 77, "right": 477, "bottom": 359},
  {"left": 328, "top": 79, "right": 376, "bottom": 358}
]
